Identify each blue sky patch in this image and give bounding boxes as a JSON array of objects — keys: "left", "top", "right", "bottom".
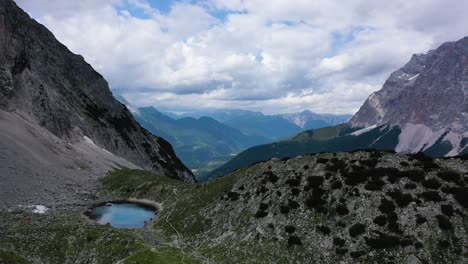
[
  {"left": 327, "top": 26, "right": 372, "bottom": 57},
  {"left": 119, "top": 0, "right": 247, "bottom": 22}
]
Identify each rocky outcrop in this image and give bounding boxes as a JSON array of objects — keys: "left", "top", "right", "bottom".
[
  {"left": 350, "top": 37, "right": 468, "bottom": 155},
  {"left": 182, "top": 151, "right": 468, "bottom": 263},
  {"left": 0, "top": 0, "right": 194, "bottom": 184}
]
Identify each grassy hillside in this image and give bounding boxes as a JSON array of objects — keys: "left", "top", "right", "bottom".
[
  {"left": 2, "top": 152, "right": 468, "bottom": 263},
  {"left": 208, "top": 124, "right": 401, "bottom": 179}
]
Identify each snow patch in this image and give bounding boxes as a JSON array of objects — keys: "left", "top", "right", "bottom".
[
  {"left": 408, "top": 74, "right": 419, "bottom": 81},
  {"left": 29, "top": 205, "right": 49, "bottom": 214},
  {"left": 396, "top": 72, "right": 419, "bottom": 81},
  {"left": 350, "top": 124, "right": 377, "bottom": 136}
]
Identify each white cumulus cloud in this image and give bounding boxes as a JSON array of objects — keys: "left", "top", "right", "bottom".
[{"left": 14, "top": 0, "right": 468, "bottom": 114}]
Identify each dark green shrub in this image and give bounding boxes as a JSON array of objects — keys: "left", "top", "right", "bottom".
[
  {"left": 316, "top": 225, "right": 331, "bottom": 235},
  {"left": 331, "top": 180, "right": 343, "bottom": 189},
  {"left": 404, "top": 183, "right": 417, "bottom": 189},
  {"left": 365, "top": 234, "right": 401, "bottom": 249},
  {"left": 285, "top": 177, "right": 301, "bottom": 187},
  {"left": 365, "top": 179, "right": 385, "bottom": 191},
  {"left": 288, "top": 199, "right": 300, "bottom": 209},
  {"left": 420, "top": 191, "right": 443, "bottom": 202},
  {"left": 255, "top": 210, "right": 268, "bottom": 218},
  {"left": 291, "top": 188, "right": 301, "bottom": 196},
  {"left": 333, "top": 237, "right": 345, "bottom": 247},
  {"left": 416, "top": 214, "right": 427, "bottom": 225},
  {"left": 373, "top": 215, "right": 387, "bottom": 226},
  {"left": 285, "top": 225, "right": 296, "bottom": 233},
  {"left": 361, "top": 158, "right": 379, "bottom": 167},
  {"left": 287, "top": 236, "right": 302, "bottom": 247},
  {"left": 441, "top": 204, "right": 454, "bottom": 217},
  {"left": 306, "top": 176, "right": 324, "bottom": 188},
  {"left": 437, "top": 170, "right": 461, "bottom": 184},
  {"left": 349, "top": 223, "right": 366, "bottom": 237},
  {"left": 259, "top": 203, "right": 269, "bottom": 211},
  {"left": 350, "top": 251, "right": 366, "bottom": 258},
  {"left": 316, "top": 158, "right": 329, "bottom": 164},
  {"left": 227, "top": 192, "right": 240, "bottom": 201},
  {"left": 378, "top": 199, "right": 395, "bottom": 214},
  {"left": 336, "top": 204, "right": 349, "bottom": 215},
  {"left": 436, "top": 215, "right": 453, "bottom": 230},
  {"left": 280, "top": 205, "right": 290, "bottom": 215},
  {"left": 422, "top": 178, "right": 442, "bottom": 189},
  {"left": 454, "top": 187, "right": 468, "bottom": 208},
  {"left": 264, "top": 171, "right": 279, "bottom": 183}
]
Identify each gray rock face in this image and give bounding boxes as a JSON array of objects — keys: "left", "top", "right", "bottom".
[
  {"left": 350, "top": 37, "right": 468, "bottom": 155},
  {"left": 0, "top": 110, "right": 141, "bottom": 209},
  {"left": 351, "top": 37, "right": 468, "bottom": 131},
  {"left": 0, "top": 0, "right": 194, "bottom": 182}
]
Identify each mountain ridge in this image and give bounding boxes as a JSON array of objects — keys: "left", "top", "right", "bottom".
[
  {"left": 158, "top": 108, "right": 351, "bottom": 140},
  {"left": 0, "top": 0, "right": 194, "bottom": 208},
  {"left": 350, "top": 36, "right": 468, "bottom": 156},
  {"left": 209, "top": 36, "right": 468, "bottom": 178},
  {"left": 118, "top": 100, "right": 271, "bottom": 180}
]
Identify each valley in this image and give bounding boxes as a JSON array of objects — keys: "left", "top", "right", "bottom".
[
  {"left": 118, "top": 97, "right": 349, "bottom": 181},
  {"left": 1, "top": 0, "right": 468, "bottom": 263}
]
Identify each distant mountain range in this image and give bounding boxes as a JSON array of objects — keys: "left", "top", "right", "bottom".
[
  {"left": 176, "top": 109, "right": 351, "bottom": 140},
  {"left": 209, "top": 36, "right": 468, "bottom": 179},
  {"left": 115, "top": 97, "right": 270, "bottom": 180},
  {"left": 117, "top": 96, "right": 350, "bottom": 180}
]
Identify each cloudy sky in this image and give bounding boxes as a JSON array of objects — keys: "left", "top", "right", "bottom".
[{"left": 16, "top": 0, "right": 468, "bottom": 115}]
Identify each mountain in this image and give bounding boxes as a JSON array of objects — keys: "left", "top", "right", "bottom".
[
  {"left": 122, "top": 104, "right": 349, "bottom": 180},
  {"left": 281, "top": 110, "right": 351, "bottom": 130},
  {"left": 209, "top": 37, "right": 468, "bottom": 179},
  {"left": 180, "top": 109, "right": 301, "bottom": 139},
  {"left": 3, "top": 151, "right": 468, "bottom": 263},
  {"left": 350, "top": 37, "right": 468, "bottom": 156},
  {"left": 0, "top": 0, "right": 193, "bottom": 209},
  {"left": 181, "top": 109, "right": 350, "bottom": 140},
  {"left": 116, "top": 100, "right": 270, "bottom": 180},
  {"left": 208, "top": 124, "right": 400, "bottom": 178}
]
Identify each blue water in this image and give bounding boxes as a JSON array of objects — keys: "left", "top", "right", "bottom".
[{"left": 89, "top": 203, "right": 156, "bottom": 228}]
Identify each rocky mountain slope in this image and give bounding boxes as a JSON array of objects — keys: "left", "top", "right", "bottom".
[
  {"left": 209, "top": 37, "right": 468, "bottom": 178},
  {"left": 350, "top": 37, "right": 468, "bottom": 155},
  {"left": 0, "top": 0, "right": 193, "bottom": 208},
  {"left": 2, "top": 151, "right": 467, "bottom": 263}
]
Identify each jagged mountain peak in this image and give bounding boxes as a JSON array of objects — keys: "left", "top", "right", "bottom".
[
  {"left": 349, "top": 36, "right": 468, "bottom": 156},
  {"left": 350, "top": 36, "right": 468, "bottom": 131},
  {"left": 0, "top": 0, "right": 194, "bottom": 208},
  {"left": 210, "top": 37, "right": 468, "bottom": 178}
]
